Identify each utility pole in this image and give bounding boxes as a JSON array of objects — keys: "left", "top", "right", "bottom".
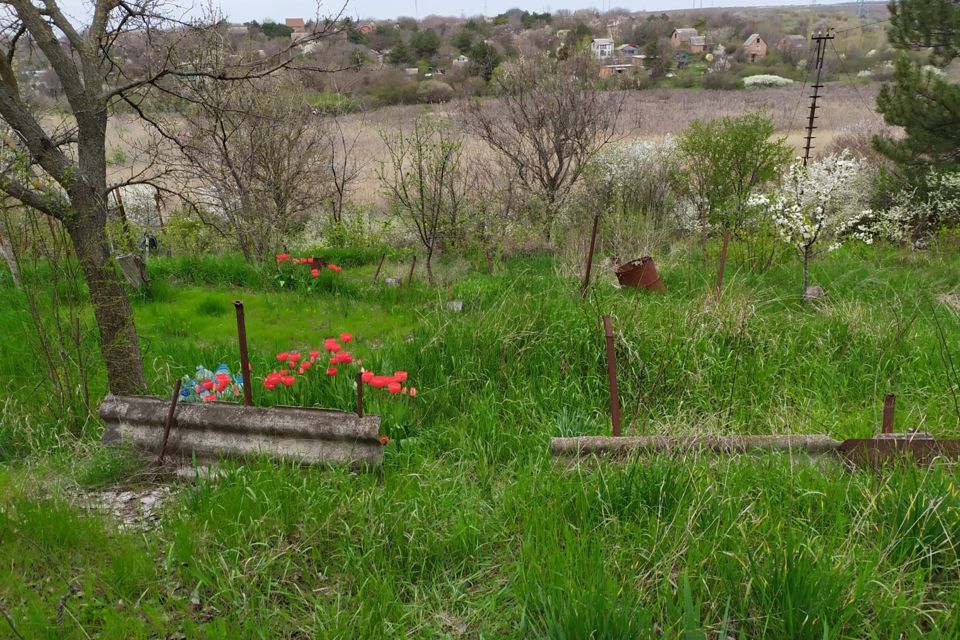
[{"left": 802, "top": 30, "right": 834, "bottom": 167}]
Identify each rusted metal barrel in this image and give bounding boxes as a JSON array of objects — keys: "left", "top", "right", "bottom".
[{"left": 615, "top": 257, "right": 665, "bottom": 292}]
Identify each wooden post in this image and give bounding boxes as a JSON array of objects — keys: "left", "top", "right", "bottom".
[
  {"left": 158, "top": 379, "right": 182, "bottom": 464},
  {"left": 407, "top": 255, "right": 417, "bottom": 286},
  {"left": 373, "top": 253, "right": 386, "bottom": 283},
  {"left": 580, "top": 213, "right": 600, "bottom": 298},
  {"left": 882, "top": 394, "right": 896, "bottom": 434}
]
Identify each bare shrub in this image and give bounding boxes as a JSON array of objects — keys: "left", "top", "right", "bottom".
[{"left": 464, "top": 54, "right": 626, "bottom": 235}]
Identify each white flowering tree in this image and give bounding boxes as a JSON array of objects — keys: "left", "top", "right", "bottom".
[
  {"left": 750, "top": 153, "right": 862, "bottom": 296},
  {"left": 839, "top": 170, "right": 960, "bottom": 247}
]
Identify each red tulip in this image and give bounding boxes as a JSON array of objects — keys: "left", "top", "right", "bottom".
[
  {"left": 277, "top": 352, "right": 289, "bottom": 362},
  {"left": 275, "top": 253, "right": 290, "bottom": 262},
  {"left": 329, "top": 343, "right": 342, "bottom": 353},
  {"left": 370, "top": 376, "right": 389, "bottom": 388},
  {"left": 326, "top": 367, "right": 337, "bottom": 376},
  {"left": 289, "top": 353, "right": 302, "bottom": 364},
  {"left": 202, "top": 394, "right": 217, "bottom": 402},
  {"left": 307, "top": 257, "right": 314, "bottom": 264},
  {"left": 264, "top": 380, "right": 277, "bottom": 390},
  {"left": 281, "top": 375, "right": 295, "bottom": 387},
  {"left": 340, "top": 332, "right": 353, "bottom": 343},
  {"left": 201, "top": 379, "right": 215, "bottom": 391},
  {"left": 336, "top": 352, "right": 353, "bottom": 365},
  {"left": 409, "top": 387, "right": 417, "bottom": 398},
  {"left": 388, "top": 382, "right": 401, "bottom": 394},
  {"left": 288, "top": 361, "right": 296, "bottom": 369},
  {"left": 298, "top": 367, "right": 305, "bottom": 374},
  {"left": 361, "top": 370, "right": 374, "bottom": 383},
  {"left": 309, "top": 350, "right": 320, "bottom": 360},
  {"left": 311, "top": 268, "right": 319, "bottom": 278},
  {"left": 300, "top": 360, "right": 312, "bottom": 370},
  {"left": 392, "top": 371, "right": 408, "bottom": 383},
  {"left": 378, "top": 435, "right": 390, "bottom": 445}
]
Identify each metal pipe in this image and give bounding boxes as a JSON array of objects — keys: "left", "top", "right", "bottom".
[
  {"left": 882, "top": 393, "right": 896, "bottom": 434},
  {"left": 716, "top": 229, "right": 730, "bottom": 298},
  {"left": 158, "top": 379, "right": 182, "bottom": 464},
  {"left": 233, "top": 300, "right": 253, "bottom": 406},
  {"left": 580, "top": 213, "right": 600, "bottom": 298},
  {"left": 373, "top": 253, "right": 386, "bottom": 282},
  {"left": 407, "top": 255, "right": 417, "bottom": 285},
  {"left": 603, "top": 314, "right": 622, "bottom": 437},
  {"left": 356, "top": 371, "right": 364, "bottom": 418}
]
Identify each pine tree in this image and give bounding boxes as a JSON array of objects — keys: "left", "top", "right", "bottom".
[{"left": 875, "top": 0, "right": 960, "bottom": 177}]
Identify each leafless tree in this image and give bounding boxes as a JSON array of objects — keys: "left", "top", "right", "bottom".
[
  {"left": 464, "top": 54, "right": 626, "bottom": 236},
  {"left": 326, "top": 107, "right": 365, "bottom": 225},
  {"left": 172, "top": 76, "right": 329, "bottom": 262},
  {"left": 377, "top": 118, "right": 471, "bottom": 283},
  {"left": 0, "top": 1, "right": 341, "bottom": 394}
]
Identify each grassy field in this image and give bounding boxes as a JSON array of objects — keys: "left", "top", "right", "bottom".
[{"left": 1, "top": 242, "right": 960, "bottom": 638}]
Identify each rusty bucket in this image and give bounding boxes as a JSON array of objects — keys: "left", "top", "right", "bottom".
[{"left": 615, "top": 257, "right": 665, "bottom": 292}]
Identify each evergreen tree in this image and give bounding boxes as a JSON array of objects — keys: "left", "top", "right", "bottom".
[
  {"left": 469, "top": 41, "right": 501, "bottom": 81},
  {"left": 875, "top": 0, "right": 960, "bottom": 177}
]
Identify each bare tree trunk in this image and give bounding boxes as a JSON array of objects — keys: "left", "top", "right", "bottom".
[
  {"left": 0, "top": 221, "right": 19, "bottom": 288},
  {"left": 803, "top": 248, "right": 810, "bottom": 294},
  {"left": 67, "top": 191, "right": 147, "bottom": 396},
  {"left": 425, "top": 248, "right": 435, "bottom": 284}
]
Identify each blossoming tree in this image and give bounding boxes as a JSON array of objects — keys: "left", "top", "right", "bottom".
[{"left": 750, "top": 153, "right": 862, "bottom": 297}]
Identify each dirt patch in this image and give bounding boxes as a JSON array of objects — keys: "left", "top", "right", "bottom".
[
  {"left": 938, "top": 292, "right": 960, "bottom": 313},
  {"left": 74, "top": 485, "right": 176, "bottom": 531}
]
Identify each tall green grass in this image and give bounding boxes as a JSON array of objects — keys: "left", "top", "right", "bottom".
[{"left": 1, "top": 244, "right": 960, "bottom": 637}]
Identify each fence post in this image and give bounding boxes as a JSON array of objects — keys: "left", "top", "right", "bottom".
[
  {"left": 233, "top": 300, "right": 253, "bottom": 406},
  {"left": 158, "top": 379, "right": 182, "bottom": 464},
  {"left": 580, "top": 213, "right": 600, "bottom": 298}
]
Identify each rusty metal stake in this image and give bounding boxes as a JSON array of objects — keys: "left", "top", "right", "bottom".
[
  {"left": 603, "top": 315, "right": 622, "bottom": 437},
  {"left": 581, "top": 213, "right": 600, "bottom": 298},
  {"left": 158, "top": 379, "right": 182, "bottom": 464},
  {"left": 233, "top": 300, "right": 253, "bottom": 406},
  {"left": 716, "top": 229, "right": 730, "bottom": 298},
  {"left": 373, "top": 253, "right": 386, "bottom": 283},
  {"left": 407, "top": 255, "right": 417, "bottom": 285},
  {"left": 356, "top": 371, "right": 364, "bottom": 418},
  {"left": 882, "top": 394, "right": 896, "bottom": 434}
]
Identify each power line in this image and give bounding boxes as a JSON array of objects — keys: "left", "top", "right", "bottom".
[{"left": 827, "top": 38, "right": 885, "bottom": 128}]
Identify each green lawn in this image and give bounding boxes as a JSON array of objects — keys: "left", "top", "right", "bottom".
[{"left": 1, "top": 245, "right": 960, "bottom": 638}]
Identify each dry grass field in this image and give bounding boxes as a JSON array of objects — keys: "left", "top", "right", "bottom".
[{"left": 103, "top": 83, "right": 889, "bottom": 210}]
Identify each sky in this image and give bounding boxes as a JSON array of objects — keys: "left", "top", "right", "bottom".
[{"left": 56, "top": 0, "right": 872, "bottom": 24}]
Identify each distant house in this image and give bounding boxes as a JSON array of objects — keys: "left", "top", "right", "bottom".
[
  {"left": 452, "top": 54, "right": 469, "bottom": 67},
  {"left": 599, "top": 63, "right": 634, "bottom": 78},
  {"left": 689, "top": 35, "right": 706, "bottom": 54},
  {"left": 591, "top": 38, "right": 614, "bottom": 59},
  {"left": 670, "top": 28, "right": 699, "bottom": 50},
  {"left": 778, "top": 35, "right": 807, "bottom": 54},
  {"left": 404, "top": 67, "right": 419, "bottom": 76},
  {"left": 617, "top": 44, "right": 638, "bottom": 56},
  {"left": 285, "top": 17, "right": 306, "bottom": 32},
  {"left": 743, "top": 33, "right": 768, "bottom": 62}
]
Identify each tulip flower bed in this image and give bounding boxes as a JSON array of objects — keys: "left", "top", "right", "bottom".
[
  {"left": 273, "top": 253, "right": 348, "bottom": 293},
  {"left": 263, "top": 332, "right": 417, "bottom": 402}
]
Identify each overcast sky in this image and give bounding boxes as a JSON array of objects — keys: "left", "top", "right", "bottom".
[{"left": 55, "top": 0, "right": 873, "bottom": 24}]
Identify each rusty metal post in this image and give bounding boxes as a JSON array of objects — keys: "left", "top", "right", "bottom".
[
  {"left": 373, "top": 253, "right": 386, "bottom": 283},
  {"left": 158, "top": 379, "right": 182, "bottom": 464},
  {"left": 233, "top": 300, "right": 253, "bottom": 406},
  {"left": 356, "top": 371, "right": 364, "bottom": 418},
  {"left": 882, "top": 394, "right": 896, "bottom": 434},
  {"left": 580, "top": 213, "right": 600, "bottom": 298},
  {"left": 716, "top": 229, "right": 730, "bottom": 298},
  {"left": 407, "top": 255, "right": 417, "bottom": 285},
  {"left": 603, "top": 315, "right": 622, "bottom": 437}
]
